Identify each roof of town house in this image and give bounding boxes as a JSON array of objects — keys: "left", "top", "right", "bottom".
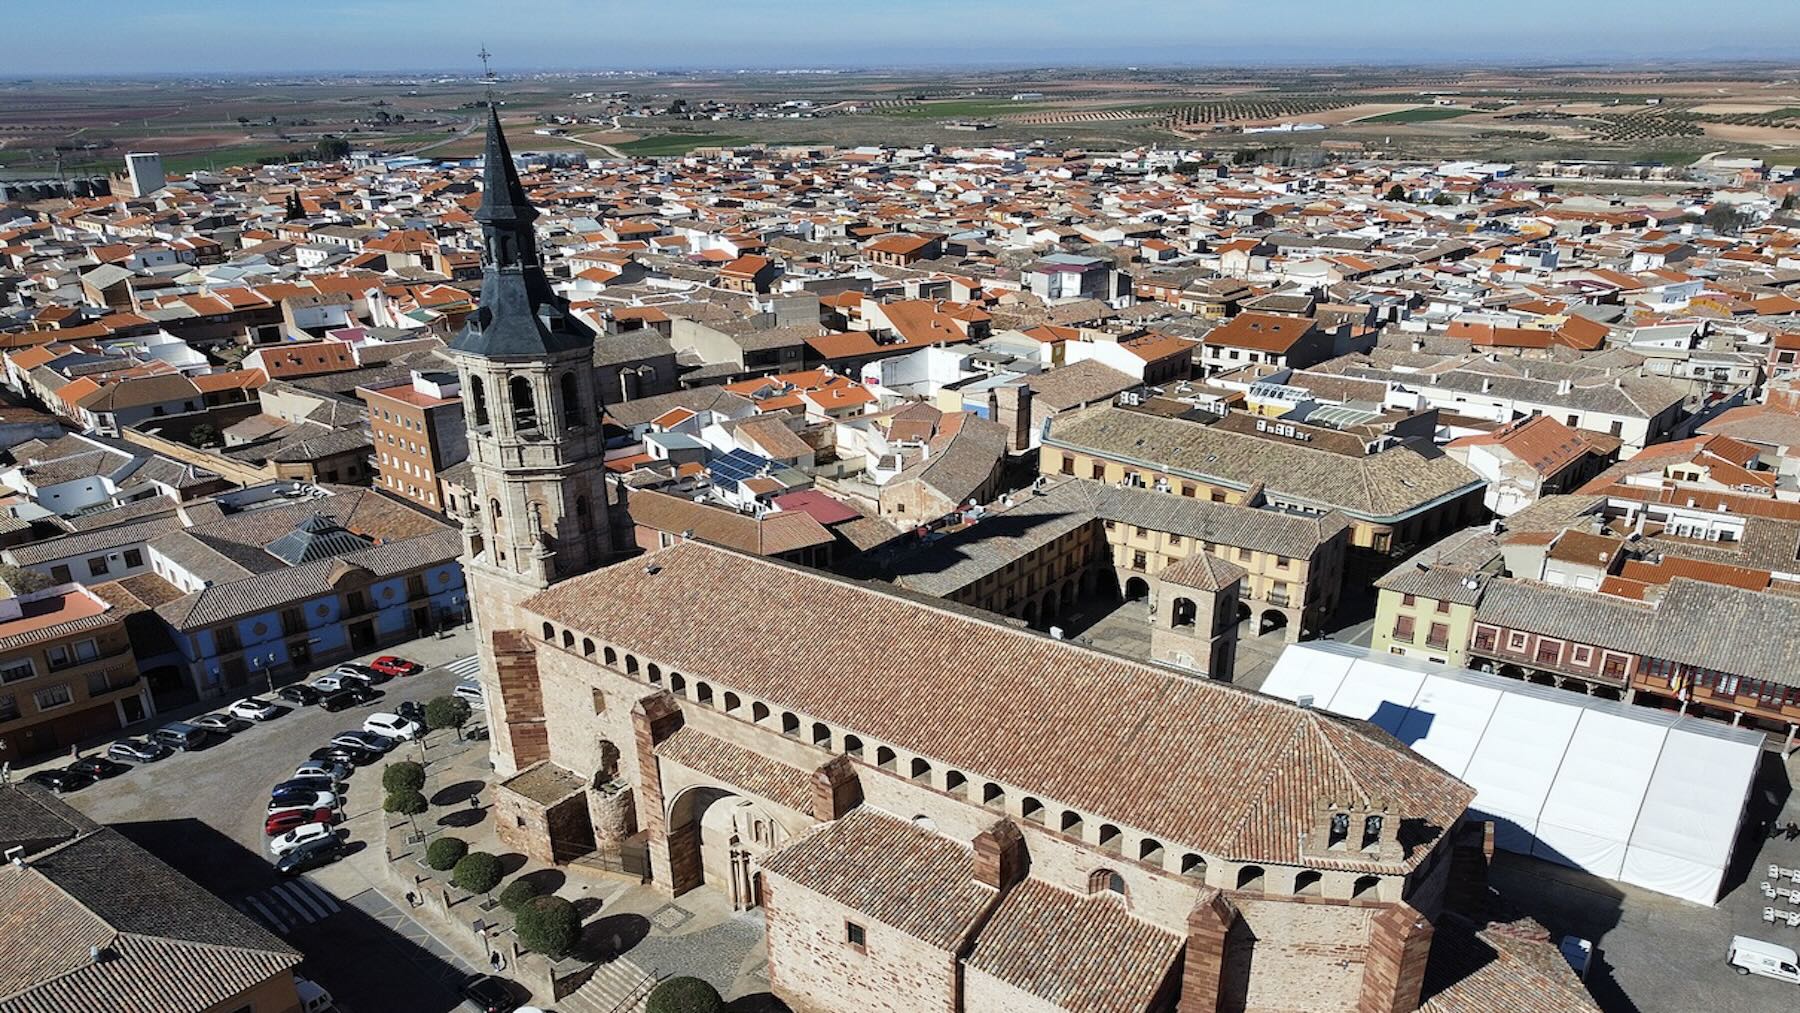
[
  {"left": 0, "top": 793, "right": 300, "bottom": 1013},
  {"left": 626, "top": 489, "right": 834, "bottom": 557},
  {"left": 963, "top": 876, "right": 1184, "bottom": 1013},
  {"left": 75, "top": 372, "right": 201, "bottom": 413},
  {"left": 886, "top": 414, "right": 1008, "bottom": 507},
  {"left": 1022, "top": 360, "right": 1139, "bottom": 412},
  {"left": 1046, "top": 404, "right": 1483, "bottom": 523},
  {"left": 1419, "top": 912, "right": 1603, "bottom": 1013},
  {"left": 524, "top": 540, "right": 1474, "bottom": 871},
  {"left": 1204, "top": 311, "right": 1316, "bottom": 352},
  {"left": 1446, "top": 415, "right": 1606, "bottom": 476}
]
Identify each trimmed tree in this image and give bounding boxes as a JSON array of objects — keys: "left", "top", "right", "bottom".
[
  {"left": 1384, "top": 183, "right": 1407, "bottom": 202},
  {"left": 425, "top": 835, "right": 468, "bottom": 872},
  {"left": 425, "top": 696, "right": 472, "bottom": 741},
  {"left": 452, "top": 851, "right": 503, "bottom": 903},
  {"left": 514, "top": 895, "right": 581, "bottom": 961},
  {"left": 384, "top": 787, "right": 428, "bottom": 837},
  {"left": 498, "top": 877, "right": 540, "bottom": 912},
  {"left": 646, "top": 977, "right": 723, "bottom": 1013},
  {"left": 382, "top": 760, "right": 426, "bottom": 794}
]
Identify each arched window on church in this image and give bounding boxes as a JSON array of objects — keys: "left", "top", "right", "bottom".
[
  {"left": 561, "top": 372, "right": 583, "bottom": 430},
  {"left": 509, "top": 375, "right": 538, "bottom": 432},
  {"left": 469, "top": 375, "right": 489, "bottom": 428},
  {"left": 489, "top": 499, "right": 503, "bottom": 535}
]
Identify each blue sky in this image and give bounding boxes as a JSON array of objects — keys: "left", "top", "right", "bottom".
[{"left": 11, "top": 1, "right": 1800, "bottom": 74}]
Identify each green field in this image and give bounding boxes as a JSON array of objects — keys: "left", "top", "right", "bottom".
[
  {"left": 614, "top": 133, "right": 747, "bottom": 156},
  {"left": 877, "top": 99, "right": 1044, "bottom": 120},
  {"left": 1361, "top": 106, "right": 1474, "bottom": 124}
]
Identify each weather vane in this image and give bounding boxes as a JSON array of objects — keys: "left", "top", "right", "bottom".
[{"left": 478, "top": 44, "right": 496, "bottom": 106}]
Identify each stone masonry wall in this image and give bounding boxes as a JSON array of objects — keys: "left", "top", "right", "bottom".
[{"left": 763, "top": 871, "right": 958, "bottom": 1013}]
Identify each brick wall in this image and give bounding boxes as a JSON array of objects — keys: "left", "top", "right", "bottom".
[
  {"left": 1234, "top": 897, "right": 1376, "bottom": 1012},
  {"left": 763, "top": 871, "right": 959, "bottom": 1013}
]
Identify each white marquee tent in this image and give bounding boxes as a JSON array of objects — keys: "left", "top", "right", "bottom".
[{"left": 1261, "top": 642, "right": 1763, "bottom": 905}]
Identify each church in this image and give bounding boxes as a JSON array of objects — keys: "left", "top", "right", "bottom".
[{"left": 446, "top": 110, "right": 1596, "bottom": 1013}]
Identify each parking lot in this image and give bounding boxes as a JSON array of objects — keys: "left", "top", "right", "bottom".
[{"left": 42, "top": 632, "right": 491, "bottom": 1013}]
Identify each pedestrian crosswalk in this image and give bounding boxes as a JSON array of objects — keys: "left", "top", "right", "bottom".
[
  {"left": 236, "top": 878, "right": 342, "bottom": 935},
  {"left": 444, "top": 655, "right": 480, "bottom": 679}
]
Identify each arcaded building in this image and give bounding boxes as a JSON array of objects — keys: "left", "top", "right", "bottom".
[{"left": 455, "top": 112, "right": 1594, "bottom": 1013}]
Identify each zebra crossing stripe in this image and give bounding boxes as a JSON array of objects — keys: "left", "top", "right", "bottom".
[
  {"left": 274, "top": 881, "right": 331, "bottom": 921},
  {"left": 299, "top": 879, "right": 341, "bottom": 914},
  {"left": 243, "top": 895, "right": 290, "bottom": 933}
]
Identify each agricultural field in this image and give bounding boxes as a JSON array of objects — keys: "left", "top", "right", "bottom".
[
  {"left": 1359, "top": 106, "right": 1474, "bottom": 124},
  {"left": 9, "top": 64, "right": 1800, "bottom": 179}
]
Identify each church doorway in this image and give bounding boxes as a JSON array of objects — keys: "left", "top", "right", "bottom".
[{"left": 668, "top": 786, "right": 781, "bottom": 911}]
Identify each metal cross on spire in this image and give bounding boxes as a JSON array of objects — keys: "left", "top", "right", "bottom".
[{"left": 477, "top": 44, "right": 496, "bottom": 105}]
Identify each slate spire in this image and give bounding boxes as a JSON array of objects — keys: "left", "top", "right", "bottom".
[{"left": 449, "top": 106, "right": 591, "bottom": 358}]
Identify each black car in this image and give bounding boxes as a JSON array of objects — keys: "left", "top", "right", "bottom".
[
  {"left": 396, "top": 700, "right": 427, "bottom": 726},
  {"left": 458, "top": 975, "right": 521, "bottom": 1013},
  {"left": 24, "top": 767, "right": 97, "bottom": 794},
  {"left": 277, "top": 683, "right": 321, "bottom": 706},
  {"left": 274, "top": 834, "right": 350, "bottom": 876},
  {"left": 272, "top": 775, "right": 337, "bottom": 795},
  {"left": 66, "top": 756, "right": 130, "bottom": 780},
  {"left": 317, "top": 689, "right": 360, "bottom": 712},
  {"left": 311, "top": 743, "right": 379, "bottom": 766}
]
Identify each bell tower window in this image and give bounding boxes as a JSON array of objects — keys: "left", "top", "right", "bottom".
[
  {"left": 510, "top": 376, "right": 538, "bottom": 432},
  {"left": 561, "top": 372, "right": 583, "bottom": 430},
  {"left": 469, "top": 375, "right": 489, "bottom": 428}
]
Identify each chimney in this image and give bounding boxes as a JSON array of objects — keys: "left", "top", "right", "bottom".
[
  {"left": 810, "top": 755, "right": 862, "bottom": 822},
  {"left": 971, "top": 818, "right": 1028, "bottom": 891}
]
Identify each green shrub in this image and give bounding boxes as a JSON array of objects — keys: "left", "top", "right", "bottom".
[
  {"left": 498, "top": 877, "right": 540, "bottom": 912},
  {"left": 514, "top": 894, "right": 581, "bottom": 961},
  {"left": 646, "top": 976, "right": 723, "bottom": 1013},
  {"left": 384, "top": 788, "right": 427, "bottom": 821},
  {"left": 425, "top": 836, "right": 467, "bottom": 872},
  {"left": 452, "top": 851, "right": 503, "bottom": 898},
  {"left": 425, "top": 695, "right": 472, "bottom": 732},
  {"left": 381, "top": 760, "right": 426, "bottom": 794}
]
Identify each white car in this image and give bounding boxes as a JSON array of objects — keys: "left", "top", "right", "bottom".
[
  {"left": 453, "top": 679, "right": 483, "bottom": 705},
  {"left": 363, "top": 712, "right": 422, "bottom": 741},
  {"left": 309, "top": 675, "right": 346, "bottom": 693},
  {"left": 227, "top": 697, "right": 280, "bottom": 722},
  {"left": 268, "top": 822, "right": 336, "bottom": 857}
]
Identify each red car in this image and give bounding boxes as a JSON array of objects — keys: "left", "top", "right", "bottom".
[
  {"left": 368, "top": 655, "right": 422, "bottom": 678},
  {"left": 265, "top": 807, "right": 336, "bottom": 837}
]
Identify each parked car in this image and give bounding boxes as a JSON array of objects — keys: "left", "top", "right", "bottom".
[
  {"left": 265, "top": 806, "right": 336, "bottom": 837},
  {"left": 272, "top": 775, "right": 337, "bottom": 795},
  {"left": 459, "top": 974, "right": 523, "bottom": 1013},
  {"left": 277, "top": 684, "right": 321, "bottom": 707},
  {"left": 268, "top": 822, "right": 336, "bottom": 857},
  {"left": 66, "top": 756, "right": 130, "bottom": 780},
  {"left": 295, "top": 758, "right": 352, "bottom": 782},
  {"left": 317, "top": 689, "right": 361, "bottom": 713},
  {"left": 363, "top": 712, "right": 422, "bottom": 741},
  {"left": 332, "top": 663, "right": 383, "bottom": 686},
  {"left": 228, "top": 697, "right": 280, "bottom": 722},
  {"left": 396, "top": 700, "right": 426, "bottom": 726},
  {"left": 151, "top": 721, "right": 211, "bottom": 752},
  {"left": 190, "top": 713, "right": 246, "bottom": 735},
  {"left": 453, "top": 679, "right": 484, "bottom": 705},
  {"left": 331, "top": 730, "right": 395, "bottom": 753},
  {"left": 309, "top": 675, "right": 347, "bottom": 694},
  {"left": 275, "top": 834, "right": 350, "bottom": 876},
  {"left": 106, "top": 738, "right": 170, "bottom": 764},
  {"left": 23, "top": 767, "right": 96, "bottom": 794},
  {"left": 295, "top": 976, "right": 335, "bottom": 1013},
  {"left": 310, "top": 743, "right": 379, "bottom": 767},
  {"left": 268, "top": 788, "right": 339, "bottom": 812},
  {"left": 369, "top": 655, "right": 422, "bottom": 678}
]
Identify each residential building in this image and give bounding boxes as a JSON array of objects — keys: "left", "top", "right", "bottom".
[
  {"left": 360, "top": 369, "right": 468, "bottom": 513},
  {"left": 0, "top": 578, "right": 149, "bottom": 765}
]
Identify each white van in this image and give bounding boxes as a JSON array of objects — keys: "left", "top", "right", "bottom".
[
  {"left": 295, "top": 975, "right": 335, "bottom": 1012},
  {"left": 1728, "top": 935, "right": 1800, "bottom": 983}
]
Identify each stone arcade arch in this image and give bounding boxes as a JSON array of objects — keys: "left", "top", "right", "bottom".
[{"left": 666, "top": 785, "right": 780, "bottom": 911}]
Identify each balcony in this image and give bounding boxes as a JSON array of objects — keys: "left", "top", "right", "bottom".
[{"left": 1266, "top": 591, "right": 1292, "bottom": 608}]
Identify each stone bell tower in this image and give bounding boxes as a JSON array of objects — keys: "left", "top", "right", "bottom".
[{"left": 449, "top": 105, "right": 612, "bottom": 775}]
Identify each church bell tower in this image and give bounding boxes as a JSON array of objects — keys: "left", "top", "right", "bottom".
[{"left": 451, "top": 105, "right": 611, "bottom": 774}]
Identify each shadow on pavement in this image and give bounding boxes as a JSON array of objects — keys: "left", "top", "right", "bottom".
[
  {"left": 114, "top": 817, "right": 473, "bottom": 1012},
  {"left": 578, "top": 912, "right": 650, "bottom": 963},
  {"left": 725, "top": 994, "right": 792, "bottom": 1012},
  {"left": 431, "top": 779, "right": 484, "bottom": 806}
]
